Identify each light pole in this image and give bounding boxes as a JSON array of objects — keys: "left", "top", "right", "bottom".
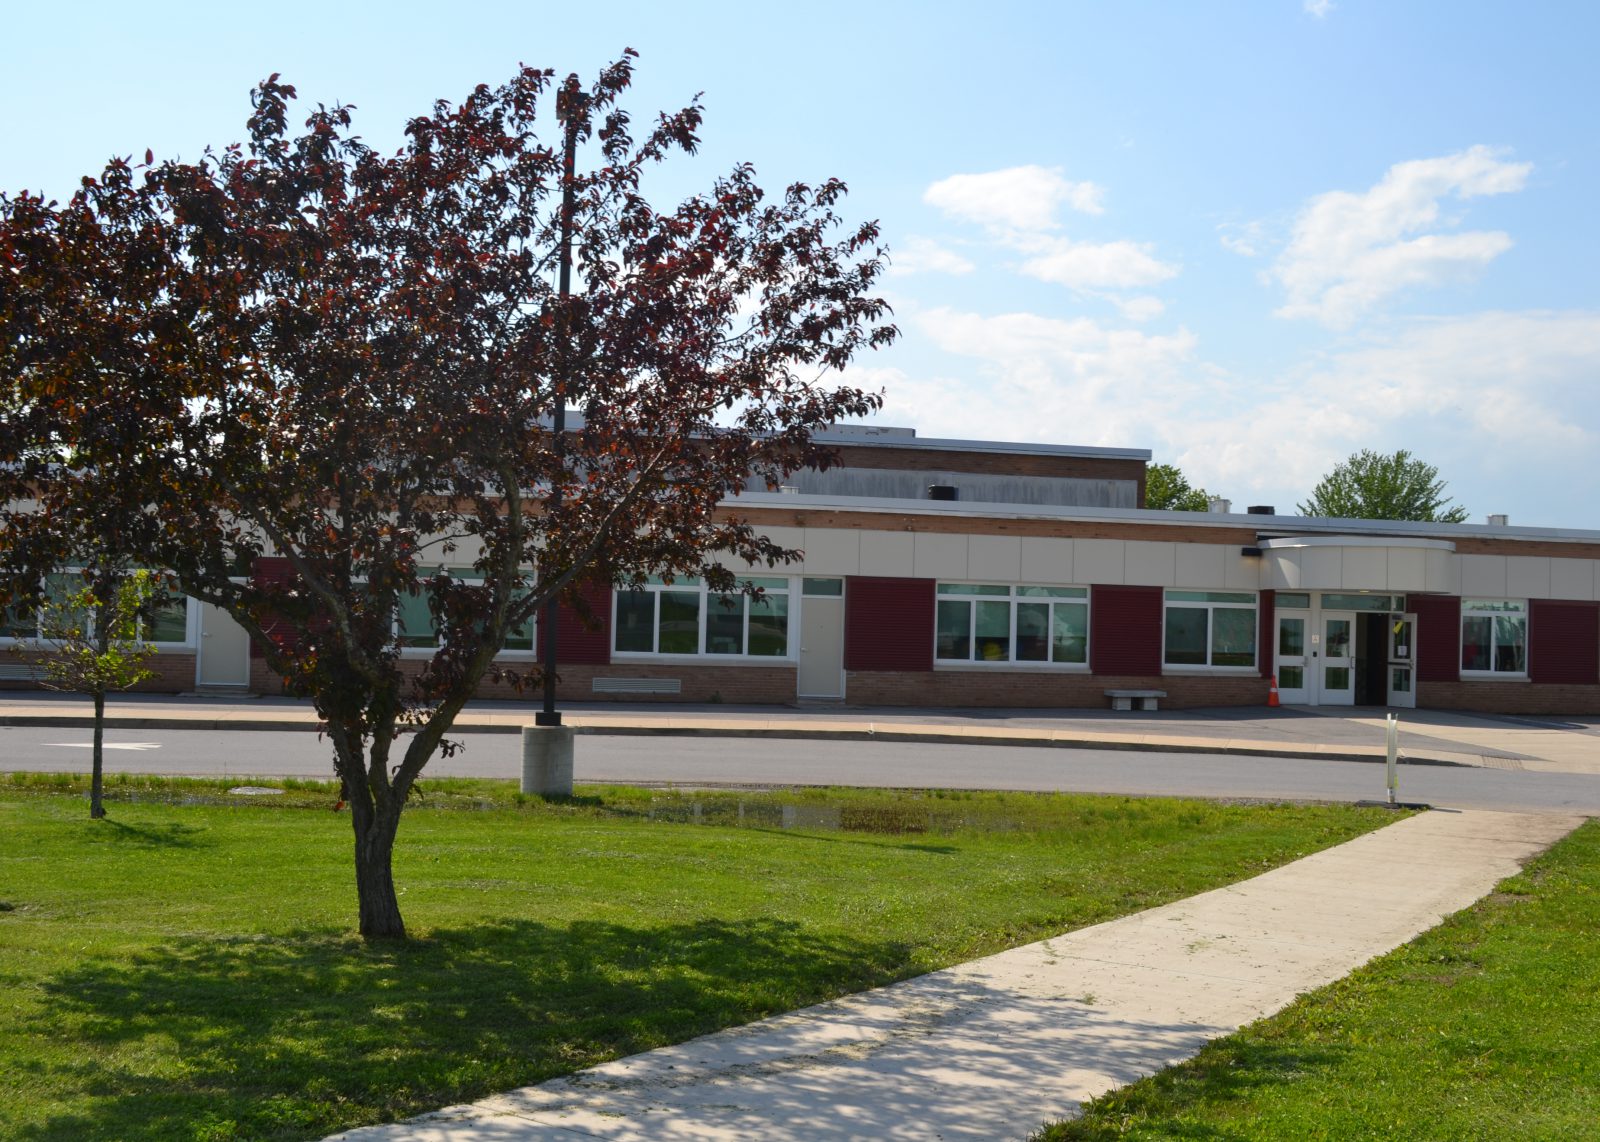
[{"left": 535, "top": 73, "right": 587, "bottom": 730}]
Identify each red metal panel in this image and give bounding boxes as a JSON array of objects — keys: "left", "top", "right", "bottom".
[
  {"left": 844, "top": 576, "right": 934, "bottom": 672},
  {"left": 1257, "top": 589, "right": 1276, "bottom": 679},
  {"left": 1529, "top": 599, "right": 1600, "bottom": 685},
  {"left": 1090, "top": 585, "right": 1163, "bottom": 676},
  {"left": 556, "top": 581, "right": 612, "bottom": 666},
  {"left": 1408, "top": 594, "right": 1460, "bottom": 683}
]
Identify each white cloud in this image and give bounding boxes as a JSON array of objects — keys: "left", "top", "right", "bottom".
[
  {"left": 1304, "top": 0, "right": 1335, "bottom": 18},
  {"left": 1017, "top": 237, "right": 1179, "bottom": 290},
  {"left": 1272, "top": 145, "right": 1532, "bottom": 327},
  {"left": 924, "top": 165, "right": 1105, "bottom": 232},
  {"left": 887, "top": 235, "right": 975, "bottom": 277},
  {"left": 1217, "top": 220, "right": 1265, "bottom": 257},
  {"left": 1114, "top": 296, "right": 1166, "bottom": 322},
  {"left": 873, "top": 302, "right": 1600, "bottom": 526}
]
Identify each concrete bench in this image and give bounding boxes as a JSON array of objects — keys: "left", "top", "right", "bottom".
[
  {"left": 1105, "top": 689, "right": 1166, "bottom": 712},
  {"left": 593, "top": 677, "right": 682, "bottom": 695}
]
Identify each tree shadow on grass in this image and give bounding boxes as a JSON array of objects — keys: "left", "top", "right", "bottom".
[{"left": 18, "top": 916, "right": 913, "bottom": 1142}]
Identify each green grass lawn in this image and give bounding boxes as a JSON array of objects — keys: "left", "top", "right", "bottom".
[
  {"left": 1038, "top": 817, "right": 1600, "bottom": 1141},
  {"left": 0, "top": 773, "right": 1393, "bottom": 1142}
]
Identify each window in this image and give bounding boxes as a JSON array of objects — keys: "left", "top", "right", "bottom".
[
  {"left": 1461, "top": 599, "right": 1527, "bottom": 675},
  {"left": 1, "top": 571, "right": 189, "bottom": 646},
  {"left": 613, "top": 576, "right": 791, "bottom": 658},
  {"left": 1164, "top": 590, "right": 1257, "bottom": 669},
  {"left": 397, "top": 569, "right": 535, "bottom": 652},
  {"left": 934, "top": 583, "right": 1088, "bottom": 666}
]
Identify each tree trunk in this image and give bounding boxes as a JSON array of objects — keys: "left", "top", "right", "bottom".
[
  {"left": 90, "top": 688, "right": 106, "bottom": 820},
  {"left": 351, "top": 798, "right": 406, "bottom": 940}
]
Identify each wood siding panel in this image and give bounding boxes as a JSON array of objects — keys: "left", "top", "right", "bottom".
[
  {"left": 1410, "top": 594, "right": 1461, "bottom": 683},
  {"left": 1529, "top": 599, "right": 1600, "bottom": 685},
  {"left": 1090, "top": 585, "right": 1163, "bottom": 676},
  {"left": 556, "top": 582, "right": 613, "bottom": 666},
  {"left": 843, "top": 576, "right": 934, "bottom": 672}
]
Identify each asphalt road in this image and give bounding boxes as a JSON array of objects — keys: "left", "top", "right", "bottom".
[{"left": 4, "top": 725, "right": 1598, "bottom": 815}]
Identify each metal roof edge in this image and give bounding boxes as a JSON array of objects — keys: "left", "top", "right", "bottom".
[{"left": 723, "top": 492, "right": 1600, "bottom": 544}]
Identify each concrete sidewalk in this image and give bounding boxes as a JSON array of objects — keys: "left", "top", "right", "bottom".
[
  {"left": 2, "top": 692, "right": 1598, "bottom": 774},
  {"left": 326, "top": 808, "right": 1584, "bottom": 1141}
]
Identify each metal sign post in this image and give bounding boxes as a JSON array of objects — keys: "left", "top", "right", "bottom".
[{"left": 1386, "top": 713, "right": 1399, "bottom": 806}]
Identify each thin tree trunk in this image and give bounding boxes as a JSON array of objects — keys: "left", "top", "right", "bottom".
[
  {"left": 351, "top": 797, "right": 406, "bottom": 940},
  {"left": 90, "top": 687, "right": 106, "bottom": 819}
]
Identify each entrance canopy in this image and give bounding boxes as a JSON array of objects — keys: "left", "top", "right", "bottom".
[{"left": 1258, "top": 536, "right": 1455, "bottom": 594}]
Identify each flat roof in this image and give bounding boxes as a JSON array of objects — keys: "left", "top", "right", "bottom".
[
  {"left": 811, "top": 428, "right": 1150, "bottom": 463},
  {"left": 727, "top": 491, "right": 1600, "bottom": 545}
]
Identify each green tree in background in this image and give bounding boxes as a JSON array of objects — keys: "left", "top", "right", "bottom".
[
  {"left": 1298, "top": 449, "right": 1469, "bottom": 522},
  {"left": 17, "top": 567, "right": 161, "bottom": 818},
  {"left": 1146, "top": 463, "right": 1212, "bottom": 511}
]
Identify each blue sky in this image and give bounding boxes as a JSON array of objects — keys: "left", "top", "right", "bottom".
[{"left": 5, "top": 1, "right": 1596, "bottom": 525}]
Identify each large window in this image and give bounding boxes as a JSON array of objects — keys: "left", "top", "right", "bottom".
[
  {"left": 1461, "top": 599, "right": 1527, "bottom": 675},
  {"left": 1164, "top": 590, "right": 1257, "bottom": 669},
  {"left": 613, "top": 576, "right": 791, "bottom": 658},
  {"left": 935, "top": 583, "right": 1088, "bottom": 666},
  {"left": 397, "top": 569, "right": 534, "bottom": 652},
  {"left": 1, "top": 571, "right": 189, "bottom": 647}
]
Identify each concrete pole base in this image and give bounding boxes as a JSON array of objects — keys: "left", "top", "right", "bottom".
[{"left": 521, "top": 725, "right": 575, "bottom": 797}]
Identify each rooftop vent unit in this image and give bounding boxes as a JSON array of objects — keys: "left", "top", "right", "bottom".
[
  {"left": 1487, "top": 513, "right": 1509, "bottom": 526},
  {"left": 928, "top": 485, "right": 959, "bottom": 501},
  {"left": 1207, "top": 497, "right": 1232, "bottom": 514},
  {"left": 1247, "top": 505, "right": 1276, "bottom": 515}
]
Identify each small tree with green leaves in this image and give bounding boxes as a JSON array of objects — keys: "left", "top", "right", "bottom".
[
  {"left": 1298, "top": 449, "right": 1469, "bottom": 523},
  {"left": 1146, "top": 463, "right": 1212, "bottom": 511},
  {"left": 19, "top": 566, "right": 161, "bottom": 818}
]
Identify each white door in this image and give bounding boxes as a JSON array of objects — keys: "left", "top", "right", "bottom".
[
  {"left": 797, "top": 579, "right": 845, "bottom": 699},
  {"left": 197, "top": 602, "right": 251, "bottom": 687},
  {"left": 1275, "top": 614, "right": 1310, "bottom": 703},
  {"left": 1317, "top": 610, "right": 1356, "bottom": 706},
  {"left": 1387, "top": 612, "right": 1417, "bottom": 709}
]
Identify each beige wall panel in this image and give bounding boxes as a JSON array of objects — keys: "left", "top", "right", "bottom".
[
  {"left": 1550, "top": 558, "right": 1597, "bottom": 602},
  {"left": 1506, "top": 556, "right": 1553, "bottom": 600},
  {"left": 756, "top": 525, "right": 804, "bottom": 555},
  {"left": 1225, "top": 550, "right": 1265, "bottom": 590},
  {"left": 800, "top": 528, "right": 861, "bottom": 576},
  {"left": 1340, "top": 545, "right": 1388, "bottom": 589},
  {"left": 1386, "top": 547, "right": 1427, "bottom": 593},
  {"left": 1073, "top": 538, "right": 1126, "bottom": 585},
  {"left": 1300, "top": 546, "right": 1343, "bottom": 589},
  {"left": 860, "top": 530, "right": 915, "bottom": 577},
  {"left": 913, "top": 532, "right": 969, "bottom": 580},
  {"left": 1459, "top": 554, "right": 1508, "bottom": 598},
  {"left": 1124, "top": 541, "right": 1177, "bottom": 586},
  {"left": 1426, "top": 548, "right": 1458, "bottom": 595},
  {"left": 1174, "top": 543, "right": 1227, "bottom": 590},
  {"left": 1019, "top": 536, "right": 1075, "bottom": 584},
  {"left": 968, "top": 534, "right": 1023, "bottom": 583}
]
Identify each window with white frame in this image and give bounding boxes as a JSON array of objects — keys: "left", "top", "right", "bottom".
[
  {"left": 935, "top": 583, "right": 1089, "bottom": 665},
  {"left": 1164, "top": 590, "right": 1257, "bottom": 669},
  {"left": 1460, "top": 599, "right": 1527, "bottom": 675},
  {"left": 613, "top": 576, "right": 791, "bottom": 657},
  {"left": 0, "top": 571, "right": 189, "bottom": 646},
  {"left": 396, "top": 569, "right": 535, "bottom": 652}
]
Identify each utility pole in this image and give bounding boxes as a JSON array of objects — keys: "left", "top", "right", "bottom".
[{"left": 535, "top": 73, "right": 587, "bottom": 729}]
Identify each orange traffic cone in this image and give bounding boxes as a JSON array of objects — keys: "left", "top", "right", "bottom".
[{"left": 1267, "top": 675, "right": 1281, "bottom": 708}]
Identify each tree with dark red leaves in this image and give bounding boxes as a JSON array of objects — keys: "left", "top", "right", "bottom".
[{"left": 0, "top": 53, "right": 894, "bottom": 939}]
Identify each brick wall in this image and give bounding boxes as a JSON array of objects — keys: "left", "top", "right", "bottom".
[
  {"left": 844, "top": 669, "right": 1266, "bottom": 709},
  {"left": 1418, "top": 680, "right": 1600, "bottom": 716},
  {"left": 2, "top": 649, "right": 197, "bottom": 693}
]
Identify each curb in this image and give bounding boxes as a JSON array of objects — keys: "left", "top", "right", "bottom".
[{"left": 0, "top": 713, "right": 1470, "bottom": 767}]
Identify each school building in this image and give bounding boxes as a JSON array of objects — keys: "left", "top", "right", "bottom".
[{"left": 7, "top": 425, "right": 1598, "bottom": 714}]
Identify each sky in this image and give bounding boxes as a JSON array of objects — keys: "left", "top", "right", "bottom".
[{"left": 4, "top": 1, "right": 1597, "bottom": 527}]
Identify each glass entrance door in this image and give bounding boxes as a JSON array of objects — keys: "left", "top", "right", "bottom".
[
  {"left": 1318, "top": 611, "right": 1356, "bottom": 705},
  {"left": 1387, "top": 613, "right": 1417, "bottom": 709},
  {"left": 1275, "top": 614, "right": 1309, "bottom": 703}
]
